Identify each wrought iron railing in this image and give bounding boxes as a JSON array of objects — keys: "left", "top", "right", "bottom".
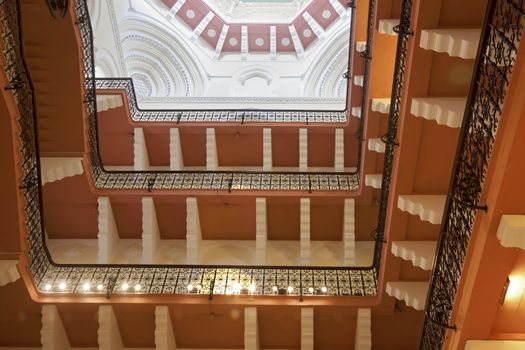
[
  {"left": 76, "top": 1, "right": 360, "bottom": 192},
  {"left": 0, "top": 0, "right": 380, "bottom": 297},
  {"left": 419, "top": 0, "right": 525, "bottom": 348},
  {"left": 372, "top": 0, "right": 414, "bottom": 269},
  {"left": 95, "top": 78, "right": 349, "bottom": 124}
]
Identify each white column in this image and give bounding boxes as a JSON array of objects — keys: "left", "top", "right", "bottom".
[
  {"left": 270, "top": 26, "right": 277, "bottom": 60},
  {"left": 328, "top": 0, "right": 346, "bottom": 17},
  {"left": 371, "top": 98, "right": 391, "bottom": 114},
  {"left": 244, "top": 307, "right": 259, "bottom": 350},
  {"left": 288, "top": 25, "right": 304, "bottom": 59},
  {"left": 355, "top": 308, "right": 372, "bottom": 350},
  {"left": 241, "top": 26, "right": 249, "bottom": 60},
  {"left": 96, "top": 94, "right": 123, "bottom": 112},
  {"left": 214, "top": 24, "right": 230, "bottom": 59},
  {"left": 97, "top": 197, "right": 119, "bottom": 264},
  {"left": 302, "top": 11, "right": 324, "bottom": 38},
  {"left": 41, "top": 305, "right": 71, "bottom": 350},
  {"left": 343, "top": 199, "right": 356, "bottom": 265},
  {"left": 497, "top": 215, "right": 525, "bottom": 250},
  {"left": 255, "top": 198, "right": 267, "bottom": 265},
  {"left": 169, "top": 128, "right": 184, "bottom": 171},
  {"left": 367, "top": 138, "right": 385, "bottom": 153},
  {"left": 301, "top": 308, "right": 314, "bottom": 350},
  {"left": 378, "top": 19, "right": 400, "bottom": 36},
  {"left": 299, "top": 128, "right": 308, "bottom": 172},
  {"left": 142, "top": 197, "right": 161, "bottom": 264},
  {"left": 410, "top": 97, "right": 466, "bottom": 128},
  {"left": 155, "top": 306, "right": 177, "bottom": 350},
  {"left": 192, "top": 12, "right": 214, "bottom": 40},
  {"left": 0, "top": 260, "right": 20, "bottom": 286},
  {"left": 134, "top": 127, "right": 150, "bottom": 171},
  {"left": 98, "top": 306, "right": 124, "bottom": 350},
  {"left": 300, "top": 198, "right": 310, "bottom": 265},
  {"left": 263, "top": 128, "right": 272, "bottom": 171},
  {"left": 397, "top": 195, "right": 447, "bottom": 225},
  {"left": 365, "top": 174, "right": 383, "bottom": 189},
  {"left": 420, "top": 28, "right": 481, "bottom": 59},
  {"left": 186, "top": 197, "right": 202, "bottom": 264},
  {"left": 41, "top": 157, "right": 84, "bottom": 185},
  {"left": 206, "top": 128, "right": 218, "bottom": 170},
  {"left": 334, "top": 129, "right": 344, "bottom": 172}
]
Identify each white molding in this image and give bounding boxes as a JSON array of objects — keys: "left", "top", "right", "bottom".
[
  {"left": 134, "top": 127, "right": 150, "bottom": 171},
  {"left": 142, "top": 197, "right": 161, "bottom": 264},
  {"left": 40, "top": 157, "right": 84, "bottom": 185},
  {"left": 301, "top": 308, "right": 314, "bottom": 350},
  {"left": 263, "top": 128, "right": 272, "bottom": 171},
  {"left": 367, "top": 138, "right": 385, "bottom": 153},
  {"left": 365, "top": 174, "right": 382, "bottom": 189},
  {"left": 170, "top": 0, "right": 187, "bottom": 14},
  {"left": 97, "top": 197, "right": 119, "bottom": 264},
  {"left": 302, "top": 11, "right": 324, "bottom": 38},
  {"left": 300, "top": 198, "right": 310, "bottom": 265},
  {"left": 497, "top": 215, "right": 525, "bottom": 251},
  {"left": 334, "top": 129, "right": 344, "bottom": 172},
  {"left": 351, "top": 106, "right": 362, "bottom": 118},
  {"left": 355, "top": 308, "right": 372, "bottom": 350},
  {"left": 186, "top": 197, "right": 202, "bottom": 264},
  {"left": 288, "top": 24, "right": 304, "bottom": 59},
  {"left": 206, "top": 128, "right": 218, "bottom": 170},
  {"left": 419, "top": 28, "right": 481, "bottom": 59},
  {"left": 155, "top": 306, "right": 177, "bottom": 350},
  {"left": 255, "top": 198, "right": 267, "bottom": 265},
  {"left": 353, "top": 75, "right": 364, "bottom": 87},
  {"left": 378, "top": 19, "right": 400, "bottom": 36},
  {"left": 241, "top": 26, "right": 249, "bottom": 60},
  {"left": 328, "top": 0, "right": 346, "bottom": 17},
  {"left": 465, "top": 340, "right": 525, "bottom": 350},
  {"left": 98, "top": 306, "right": 124, "bottom": 350},
  {"left": 371, "top": 98, "right": 391, "bottom": 114},
  {"left": 0, "top": 260, "right": 20, "bottom": 286},
  {"left": 391, "top": 241, "right": 437, "bottom": 270},
  {"left": 397, "top": 195, "right": 447, "bottom": 225},
  {"left": 96, "top": 94, "right": 123, "bottom": 112},
  {"left": 244, "top": 307, "right": 259, "bottom": 350},
  {"left": 192, "top": 12, "right": 214, "bottom": 41},
  {"left": 269, "top": 26, "right": 277, "bottom": 60},
  {"left": 355, "top": 41, "right": 367, "bottom": 53},
  {"left": 169, "top": 128, "right": 184, "bottom": 170},
  {"left": 386, "top": 281, "right": 429, "bottom": 310},
  {"left": 41, "top": 305, "right": 71, "bottom": 350},
  {"left": 299, "top": 128, "right": 308, "bottom": 171},
  {"left": 343, "top": 199, "right": 356, "bottom": 265},
  {"left": 410, "top": 97, "right": 466, "bottom": 128},
  {"left": 214, "top": 24, "right": 230, "bottom": 59}
]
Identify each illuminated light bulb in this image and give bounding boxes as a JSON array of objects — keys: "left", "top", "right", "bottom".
[
  {"left": 187, "top": 284, "right": 194, "bottom": 291},
  {"left": 321, "top": 286, "right": 327, "bottom": 293},
  {"left": 97, "top": 284, "right": 104, "bottom": 291},
  {"left": 134, "top": 284, "right": 141, "bottom": 292},
  {"left": 272, "top": 285, "right": 278, "bottom": 292},
  {"left": 58, "top": 282, "right": 66, "bottom": 290},
  {"left": 44, "top": 284, "right": 52, "bottom": 291},
  {"left": 249, "top": 284, "right": 256, "bottom": 293},
  {"left": 82, "top": 283, "right": 91, "bottom": 291},
  {"left": 308, "top": 287, "right": 314, "bottom": 293},
  {"left": 121, "top": 283, "right": 129, "bottom": 291},
  {"left": 196, "top": 284, "right": 202, "bottom": 291},
  {"left": 232, "top": 282, "right": 241, "bottom": 293},
  {"left": 287, "top": 286, "right": 293, "bottom": 293}
]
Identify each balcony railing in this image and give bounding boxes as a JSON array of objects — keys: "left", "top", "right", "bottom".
[
  {"left": 419, "top": 0, "right": 525, "bottom": 348},
  {"left": 0, "top": 0, "right": 393, "bottom": 297}
]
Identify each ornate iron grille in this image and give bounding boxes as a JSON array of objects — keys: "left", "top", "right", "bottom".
[
  {"left": 372, "top": 0, "right": 413, "bottom": 270},
  {"left": 0, "top": 0, "right": 380, "bottom": 297},
  {"left": 419, "top": 0, "right": 525, "bottom": 348}
]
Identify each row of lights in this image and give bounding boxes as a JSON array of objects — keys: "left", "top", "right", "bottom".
[{"left": 44, "top": 282, "right": 328, "bottom": 295}]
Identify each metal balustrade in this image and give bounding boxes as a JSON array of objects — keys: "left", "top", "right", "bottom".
[{"left": 419, "top": 0, "right": 525, "bottom": 348}]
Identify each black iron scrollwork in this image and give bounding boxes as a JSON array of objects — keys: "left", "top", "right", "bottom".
[{"left": 45, "top": 0, "right": 69, "bottom": 19}]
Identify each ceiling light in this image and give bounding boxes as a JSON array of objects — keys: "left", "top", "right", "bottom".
[
  {"left": 308, "top": 287, "right": 314, "bottom": 293},
  {"left": 249, "top": 284, "right": 256, "bottom": 293},
  {"left": 232, "top": 282, "right": 241, "bottom": 293},
  {"left": 97, "top": 284, "right": 104, "bottom": 291},
  {"left": 321, "top": 286, "right": 327, "bottom": 293},
  {"left": 44, "top": 284, "right": 52, "bottom": 291},
  {"left": 187, "top": 284, "right": 194, "bottom": 291},
  {"left": 134, "top": 284, "right": 141, "bottom": 292},
  {"left": 121, "top": 283, "right": 129, "bottom": 291},
  {"left": 82, "top": 283, "right": 91, "bottom": 291},
  {"left": 58, "top": 282, "right": 66, "bottom": 290},
  {"left": 196, "top": 284, "right": 202, "bottom": 291},
  {"left": 272, "top": 285, "right": 278, "bottom": 292},
  {"left": 287, "top": 286, "right": 293, "bottom": 293}
]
